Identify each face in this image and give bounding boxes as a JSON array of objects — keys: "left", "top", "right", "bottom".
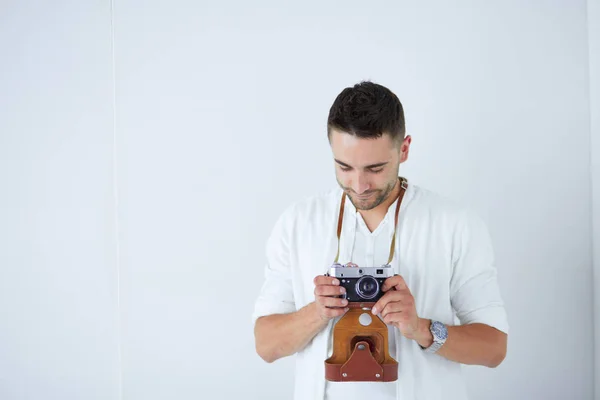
[{"left": 329, "top": 129, "right": 411, "bottom": 211}]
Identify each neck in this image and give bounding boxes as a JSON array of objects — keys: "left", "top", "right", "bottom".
[{"left": 357, "top": 178, "right": 401, "bottom": 228}]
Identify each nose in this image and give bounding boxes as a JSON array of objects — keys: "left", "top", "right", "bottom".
[{"left": 351, "top": 173, "right": 370, "bottom": 195}]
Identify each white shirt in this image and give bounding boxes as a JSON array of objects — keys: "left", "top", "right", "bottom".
[{"left": 252, "top": 180, "right": 510, "bottom": 400}]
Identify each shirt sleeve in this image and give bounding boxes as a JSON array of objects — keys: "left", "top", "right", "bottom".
[
  {"left": 449, "top": 210, "right": 509, "bottom": 334},
  {"left": 251, "top": 206, "right": 297, "bottom": 326}
]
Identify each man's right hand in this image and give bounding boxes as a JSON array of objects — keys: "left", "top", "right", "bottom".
[
  {"left": 313, "top": 275, "right": 349, "bottom": 321},
  {"left": 255, "top": 276, "right": 350, "bottom": 363}
]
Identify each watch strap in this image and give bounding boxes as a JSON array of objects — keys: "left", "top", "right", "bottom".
[{"left": 420, "top": 320, "right": 447, "bottom": 353}]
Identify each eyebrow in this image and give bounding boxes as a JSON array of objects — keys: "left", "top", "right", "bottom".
[{"left": 334, "top": 159, "right": 389, "bottom": 169}]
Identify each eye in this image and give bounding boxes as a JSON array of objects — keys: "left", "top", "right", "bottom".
[
  {"left": 370, "top": 169, "right": 384, "bottom": 174},
  {"left": 339, "top": 166, "right": 352, "bottom": 172}
]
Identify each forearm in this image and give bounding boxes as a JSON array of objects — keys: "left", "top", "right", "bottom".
[
  {"left": 254, "top": 302, "right": 329, "bottom": 363},
  {"left": 414, "top": 318, "right": 507, "bottom": 368}
]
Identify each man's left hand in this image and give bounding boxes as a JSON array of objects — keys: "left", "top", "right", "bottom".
[{"left": 371, "top": 275, "right": 432, "bottom": 346}]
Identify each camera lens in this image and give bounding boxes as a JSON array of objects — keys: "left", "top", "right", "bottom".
[{"left": 355, "top": 276, "right": 379, "bottom": 300}]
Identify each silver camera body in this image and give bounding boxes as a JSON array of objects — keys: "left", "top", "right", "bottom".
[{"left": 326, "top": 263, "right": 395, "bottom": 303}]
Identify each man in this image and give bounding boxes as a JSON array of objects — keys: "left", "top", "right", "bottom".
[{"left": 252, "top": 81, "right": 509, "bottom": 400}]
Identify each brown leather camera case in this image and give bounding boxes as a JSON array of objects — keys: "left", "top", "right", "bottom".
[{"left": 324, "top": 307, "right": 398, "bottom": 382}]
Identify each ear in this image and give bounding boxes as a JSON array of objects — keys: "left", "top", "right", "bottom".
[{"left": 399, "top": 135, "right": 412, "bottom": 164}]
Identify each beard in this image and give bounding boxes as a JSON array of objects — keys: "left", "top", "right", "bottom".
[{"left": 338, "top": 177, "right": 398, "bottom": 211}]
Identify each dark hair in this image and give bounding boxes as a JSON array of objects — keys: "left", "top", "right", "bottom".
[{"left": 327, "top": 81, "right": 406, "bottom": 144}]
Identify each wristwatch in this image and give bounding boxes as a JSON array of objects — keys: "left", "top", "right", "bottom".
[{"left": 420, "top": 320, "right": 448, "bottom": 353}]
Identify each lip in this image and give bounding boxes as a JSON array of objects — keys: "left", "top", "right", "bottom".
[{"left": 355, "top": 193, "right": 373, "bottom": 200}]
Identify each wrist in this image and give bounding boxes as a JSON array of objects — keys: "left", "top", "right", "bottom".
[
  {"left": 308, "top": 302, "right": 330, "bottom": 326},
  {"left": 415, "top": 318, "right": 434, "bottom": 348}
]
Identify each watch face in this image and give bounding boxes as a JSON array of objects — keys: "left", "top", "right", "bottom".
[{"left": 432, "top": 321, "right": 448, "bottom": 340}]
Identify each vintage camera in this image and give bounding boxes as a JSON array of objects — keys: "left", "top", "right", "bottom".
[{"left": 326, "top": 263, "right": 395, "bottom": 303}]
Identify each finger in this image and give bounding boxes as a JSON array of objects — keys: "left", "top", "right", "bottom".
[
  {"left": 371, "top": 291, "right": 402, "bottom": 316},
  {"left": 380, "top": 295, "right": 415, "bottom": 319},
  {"left": 315, "top": 285, "right": 346, "bottom": 297},
  {"left": 314, "top": 275, "right": 340, "bottom": 287},
  {"left": 372, "top": 290, "right": 412, "bottom": 315},
  {"left": 382, "top": 311, "right": 410, "bottom": 325},
  {"left": 382, "top": 275, "right": 408, "bottom": 292},
  {"left": 318, "top": 296, "right": 348, "bottom": 308},
  {"left": 379, "top": 290, "right": 413, "bottom": 316},
  {"left": 379, "top": 301, "right": 408, "bottom": 318}
]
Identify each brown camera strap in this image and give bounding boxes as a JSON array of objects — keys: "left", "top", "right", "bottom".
[{"left": 333, "top": 176, "right": 408, "bottom": 265}]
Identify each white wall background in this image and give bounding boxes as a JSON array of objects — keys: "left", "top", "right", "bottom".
[
  {"left": 589, "top": 0, "right": 600, "bottom": 398},
  {"left": 1, "top": 1, "right": 597, "bottom": 399},
  {"left": 0, "top": 2, "right": 120, "bottom": 399}
]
